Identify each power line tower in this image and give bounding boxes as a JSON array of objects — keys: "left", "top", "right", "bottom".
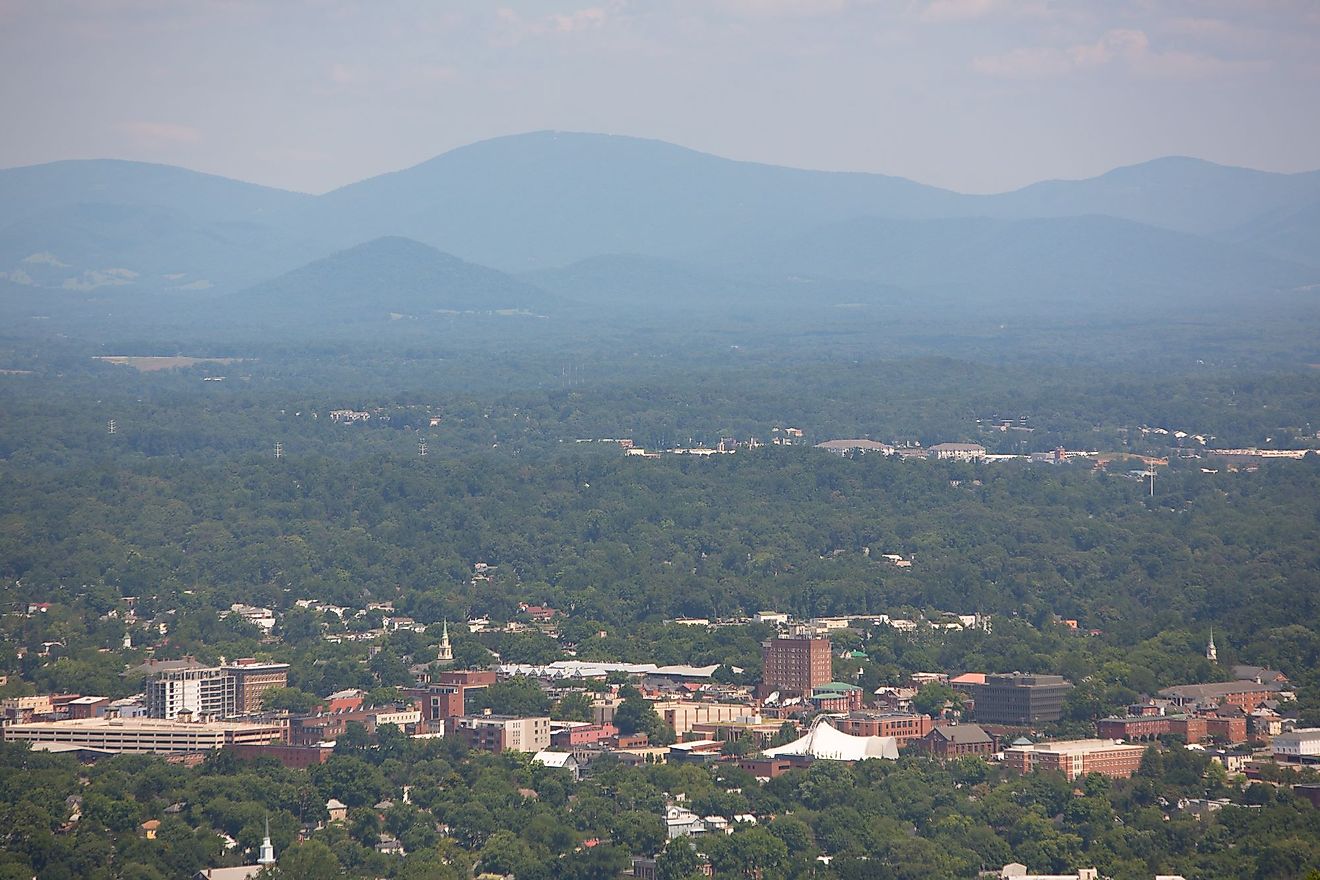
[
  {"left": 418, "top": 439, "right": 428, "bottom": 458},
  {"left": 274, "top": 441, "right": 283, "bottom": 460},
  {"left": 107, "top": 419, "right": 117, "bottom": 435}
]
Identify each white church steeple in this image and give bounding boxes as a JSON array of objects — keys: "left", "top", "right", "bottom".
[
  {"left": 437, "top": 620, "right": 453, "bottom": 664},
  {"left": 257, "top": 816, "right": 276, "bottom": 866},
  {"left": 1206, "top": 627, "right": 1218, "bottom": 663}
]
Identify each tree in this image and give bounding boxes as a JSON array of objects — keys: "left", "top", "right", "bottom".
[
  {"left": 766, "top": 815, "right": 814, "bottom": 855},
  {"left": 912, "top": 681, "right": 961, "bottom": 717},
  {"left": 656, "top": 838, "right": 703, "bottom": 880},
  {"left": 706, "top": 827, "right": 788, "bottom": 879},
  {"left": 262, "top": 840, "right": 343, "bottom": 879},
  {"left": 478, "top": 829, "right": 535, "bottom": 877},
  {"left": 612, "top": 690, "right": 676, "bottom": 744},
  {"left": 332, "top": 721, "right": 370, "bottom": 755},
  {"left": 472, "top": 676, "right": 551, "bottom": 716},
  {"left": 554, "top": 691, "right": 594, "bottom": 722},
  {"left": 610, "top": 810, "right": 665, "bottom": 857},
  {"left": 310, "top": 755, "right": 387, "bottom": 808},
  {"left": 260, "top": 687, "right": 319, "bottom": 713}
]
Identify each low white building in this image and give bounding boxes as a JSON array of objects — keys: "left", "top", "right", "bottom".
[
  {"left": 1272, "top": 728, "right": 1320, "bottom": 763},
  {"left": 532, "top": 750, "right": 581, "bottom": 781},
  {"left": 993, "top": 866, "right": 1098, "bottom": 880},
  {"left": 664, "top": 805, "right": 706, "bottom": 839},
  {"left": 928, "top": 442, "right": 987, "bottom": 461}
]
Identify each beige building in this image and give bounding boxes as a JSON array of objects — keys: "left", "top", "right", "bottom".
[
  {"left": 592, "top": 699, "right": 751, "bottom": 737},
  {"left": 452, "top": 715, "right": 551, "bottom": 753},
  {"left": 928, "top": 442, "right": 987, "bottom": 461},
  {"left": 3, "top": 717, "right": 284, "bottom": 753}
]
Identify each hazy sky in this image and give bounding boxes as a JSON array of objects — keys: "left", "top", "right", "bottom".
[{"left": 2, "top": 0, "right": 1318, "bottom": 194}]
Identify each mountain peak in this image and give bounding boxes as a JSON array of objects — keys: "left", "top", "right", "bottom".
[{"left": 227, "top": 236, "right": 548, "bottom": 321}]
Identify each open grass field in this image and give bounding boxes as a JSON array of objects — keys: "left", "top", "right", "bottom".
[{"left": 92, "top": 356, "right": 243, "bottom": 372}]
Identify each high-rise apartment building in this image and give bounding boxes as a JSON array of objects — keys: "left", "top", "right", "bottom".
[
  {"left": 145, "top": 666, "right": 235, "bottom": 719},
  {"left": 761, "top": 636, "right": 832, "bottom": 698},
  {"left": 141, "top": 657, "right": 289, "bottom": 719}
]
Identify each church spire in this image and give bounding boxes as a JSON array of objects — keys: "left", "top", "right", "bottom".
[
  {"left": 438, "top": 620, "right": 453, "bottom": 663},
  {"left": 1206, "top": 627, "right": 1217, "bottom": 663},
  {"left": 258, "top": 815, "right": 276, "bottom": 866}
]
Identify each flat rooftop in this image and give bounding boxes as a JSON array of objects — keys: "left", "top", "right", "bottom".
[{"left": 4, "top": 717, "right": 280, "bottom": 732}]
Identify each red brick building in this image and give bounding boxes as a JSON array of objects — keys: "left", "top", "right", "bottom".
[
  {"left": 1158, "top": 681, "right": 1285, "bottom": 713},
  {"left": 67, "top": 697, "right": 110, "bottom": 720},
  {"left": 1097, "top": 713, "right": 1247, "bottom": 745},
  {"left": 737, "top": 757, "right": 794, "bottom": 779},
  {"left": 761, "top": 636, "right": 832, "bottom": 699},
  {"left": 835, "top": 712, "right": 934, "bottom": 747},
  {"left": 405, "top": 669, "right": 497, "bottom": 729},
  {"left": 916, "top": 724, "right": 997, "bottom": 759},
  {"left": 550, "top": 722, "right": 618, "bottom": 748},
  {"left": 1003, "top": 739, "right": 1146, "bottom": 781}
]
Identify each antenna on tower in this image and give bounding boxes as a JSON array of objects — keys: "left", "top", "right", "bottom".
[
  {"left": 107, "top": 419, "right": 117, "bottom": 435},
  {"left": 418, "top": 439, "right": 428, "bottom": 458},
  {"left": 1147, "top": 459, "right": 1156, "bottom": 497},
  {"left": 274, "top": 441, "right": 283, "bottom": 460}
]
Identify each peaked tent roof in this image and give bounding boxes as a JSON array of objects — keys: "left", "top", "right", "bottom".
[{"left": 762, "top": 717, "right": 899, "bottom": 761}]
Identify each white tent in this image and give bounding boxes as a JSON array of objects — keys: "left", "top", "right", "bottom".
[{"left": 763, "top": 717, "right": 899, "bottom": 762}]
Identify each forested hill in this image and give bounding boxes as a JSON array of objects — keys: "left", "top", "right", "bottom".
[{"left": 220, "top": 237, "right": 556, "bottom": 326}]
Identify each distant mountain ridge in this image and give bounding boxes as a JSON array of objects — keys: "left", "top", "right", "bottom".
[
  {"left": 701, "top": 213, "right": 1312, "bottom": 306},
  {"left": 1, "top": 132, "right": 1317, "bottom": 329}
]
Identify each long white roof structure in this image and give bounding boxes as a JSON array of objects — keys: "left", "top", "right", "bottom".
[
  {"left": 498, "top": 661, "right": 741, "bottom": 680},
  {"left": 763, "top": 717, "right": 899, "bottom": 761}
]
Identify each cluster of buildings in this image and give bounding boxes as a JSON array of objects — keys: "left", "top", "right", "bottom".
[{"left": 4, "top": 600, "right": 1315, "bottom": 805}]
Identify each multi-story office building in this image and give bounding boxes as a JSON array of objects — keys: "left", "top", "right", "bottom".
[
  {"left": 971, "top": 673, "right": 1072, "bottom": 725},
  {"left": 406, "top": 669, "right": 496, "bottom": 731},
  {"left": 761, "top": 636, "right": 832, "bottom": 698}
]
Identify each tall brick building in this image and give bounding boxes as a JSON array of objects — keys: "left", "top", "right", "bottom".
[
  {"left": 405, "top": 669, "right": 496, "bottom": 731},
  {"left": 761, "top": 636, "right": 832, "bottom": 699},
  {"left": 225, "top": 660, "right": 291, "bottom": 715}
]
